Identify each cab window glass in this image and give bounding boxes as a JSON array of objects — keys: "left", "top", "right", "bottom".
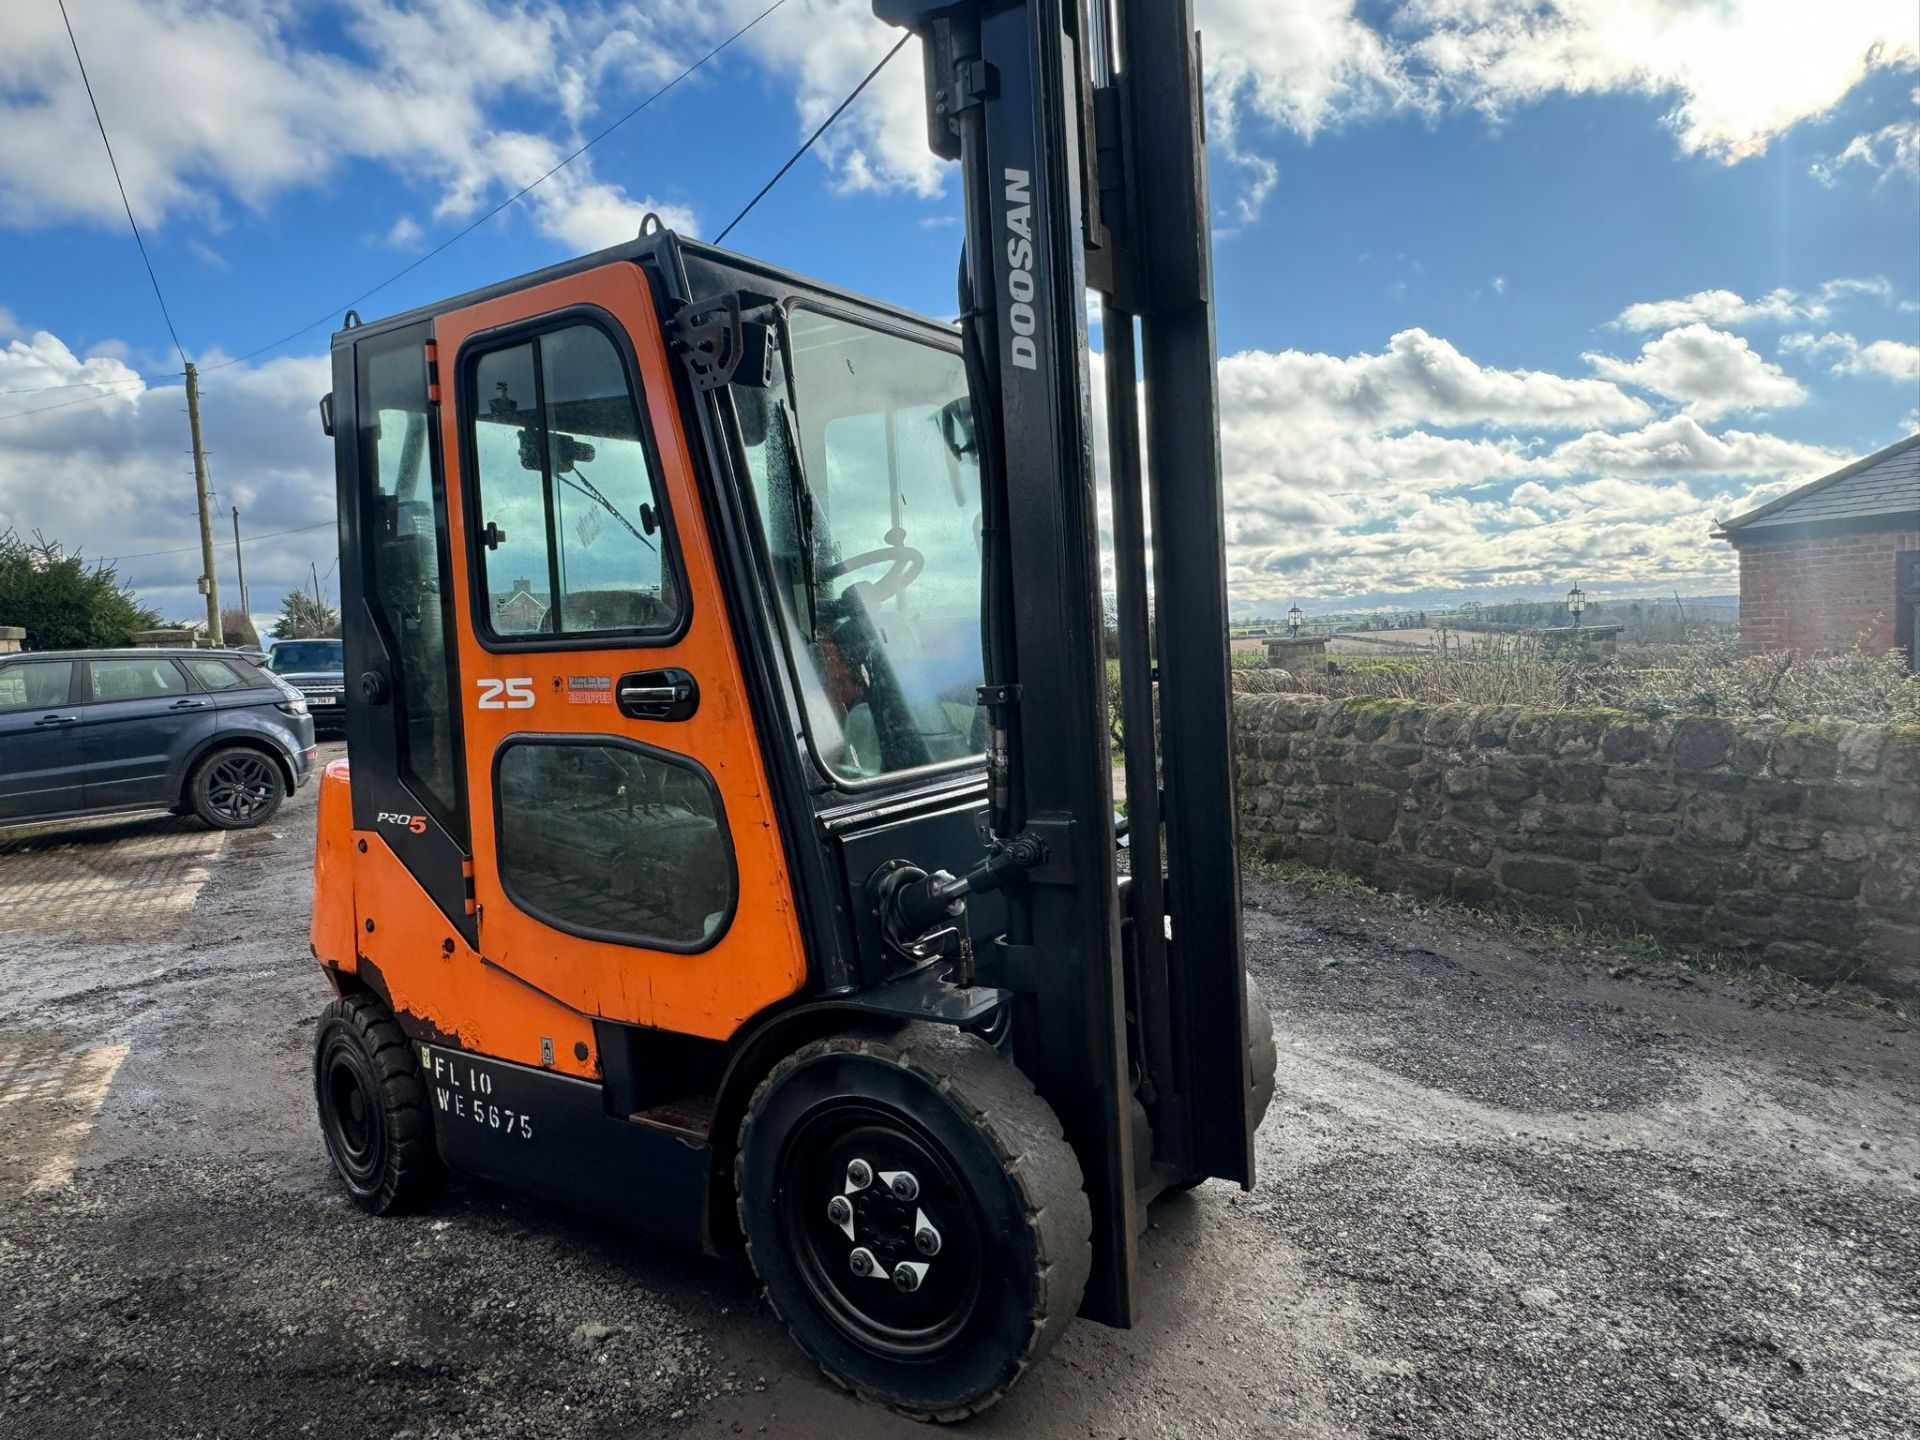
[
  {"left": 0, "top": 660, "right": 73, "bottom": 713},
  {"left": 359, "top": 336, "right": 463, "bottom": 830},
  {"left": 469, "top": 323, "right": 679, "bottom": 640},
  {"left": 89, "top": 658, "right": 188, "bottom": 701},
  {"left": 496, "top": 741, "right": 731, "bottom": 948},
  {"left": 737, "top": 309, "right": 985, "bottom": 781}
]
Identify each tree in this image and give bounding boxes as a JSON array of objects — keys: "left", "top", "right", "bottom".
[
  {"left": 0, "top": 529, "right": 160, "bottom": 650},
  {"left": 271, "top": 589, "right": 341, "bottom": 640},
  {"left": 221, "top": 607, "right": 262, "bottom": 648}
]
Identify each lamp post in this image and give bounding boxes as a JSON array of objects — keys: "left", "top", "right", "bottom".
[
  {"left": 1287, "top": 604, "right": 1303, "bottom": 638},
  {"left": 1566, "top": 583, "right": 1586, "bottom": 627}
]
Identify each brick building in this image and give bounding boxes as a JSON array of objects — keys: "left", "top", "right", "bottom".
[{"left": 1715, "top": 433, "right": 1920, "bottom": 664}]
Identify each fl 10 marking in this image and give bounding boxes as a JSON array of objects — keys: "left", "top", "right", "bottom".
[{"left": 421, "top": 1046, "right": 535, "bottom": 1140}]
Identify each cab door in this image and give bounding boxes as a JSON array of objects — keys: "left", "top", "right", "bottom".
[{"left": 434, "top": 264, "right": 807, "bottom": 1041}]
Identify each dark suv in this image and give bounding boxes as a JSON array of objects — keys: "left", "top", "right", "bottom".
[
  {"left": 267, "top": 638, "right": 346, "bottom": 733},
  {"left": 0, "top": 649, "right": 317, "bottom": 831}
]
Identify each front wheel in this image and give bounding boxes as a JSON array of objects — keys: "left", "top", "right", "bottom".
[{"left": 736, "top": 1025, "right": 1091, "bottom": 1422}]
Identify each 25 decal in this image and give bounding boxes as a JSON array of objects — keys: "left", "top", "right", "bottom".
[{"left": 476, "top": 677, "right": 536, "bottom": 710}]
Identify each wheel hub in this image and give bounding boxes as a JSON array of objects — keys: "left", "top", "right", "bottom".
[{"left": 779, "top": 1110, "right": 983, "bottom": 1356}]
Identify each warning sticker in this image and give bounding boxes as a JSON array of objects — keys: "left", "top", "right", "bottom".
[{"left": 566, "top": 675, "right": 613, "bottom": 705}]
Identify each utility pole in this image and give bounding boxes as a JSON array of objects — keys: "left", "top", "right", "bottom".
[
  {"left": 231, "top": 506, "right": 249, "bottom": 615},
  {"left": 185, "top": 363, "right": 222, "bottom": 645}
]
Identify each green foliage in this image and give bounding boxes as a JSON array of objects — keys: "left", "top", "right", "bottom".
[
  {"left": 271, "top": 589, "right": 341, "bottom": 640},
  {"left": 0, "top": 529, "right": 161, "bottom": 651},
  {"left": 1236, "top": 632, "right": 1920, "bottom": 725}
]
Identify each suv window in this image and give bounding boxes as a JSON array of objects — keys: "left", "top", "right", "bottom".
[
  {"left": 187, "top": 658, "right": 255, "bottom": 691},
  {"left": 89, "top": 657, "right": 189, "bottom": 702},
  {"left": 269, "top": 641, "right": 343, "bottom": 673},
  {"left": 0, "top": 660, "right": 75, "bottom": 713},
  {"left": 468, "top": 321, "right": 681, "bottom": 640}
]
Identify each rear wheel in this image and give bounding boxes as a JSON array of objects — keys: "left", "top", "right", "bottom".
[
  {"left": 313, "top": 995, "right": 441, "bottom": 1214},
  {"left": 736, "top": 1025, "right": 1090, "bottom": 1422},
  {"left": 188, "top": 746, "right": 284, "bottom": 829}
]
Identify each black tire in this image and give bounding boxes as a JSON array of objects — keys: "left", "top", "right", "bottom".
[
  {"left": 1164, "top": 972, "right": 1278, "bottom": 1195},
  {"left": 736, "top": 1024, "right": 1091, "bottom": 1422},
  {"left": 313, "top": 995, "right": 441, "bottom": 1215},
  {"left": 188, "top": 745, "right": 285, "bottom": 829}
]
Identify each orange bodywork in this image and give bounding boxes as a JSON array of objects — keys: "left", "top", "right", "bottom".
[{"left": 312, "top": 262, "right": 809, "bottom": 1076}]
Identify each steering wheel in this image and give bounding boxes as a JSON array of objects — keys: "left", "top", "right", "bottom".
[{"left": 820, "top": 526, "right": 925, "bottom": 606}]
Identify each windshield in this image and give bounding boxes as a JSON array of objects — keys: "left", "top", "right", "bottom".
[
  {"left": 270, "top": 641, "right": 343, "bottom": 674},
  {"left": 739, "top": 308, "right": 985, "bottom": 782}
]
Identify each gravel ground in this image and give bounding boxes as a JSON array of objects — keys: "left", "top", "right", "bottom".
[{"left": 0, "top": 751, "right": 1913, "bottom": 1439}]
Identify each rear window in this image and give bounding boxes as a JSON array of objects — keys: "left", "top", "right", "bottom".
[
  {"left": 187, "top": 658, "right": 258, "bottom": 691},
  {"left": 89, "top": 658, "right": 190, "bottom": 702}
]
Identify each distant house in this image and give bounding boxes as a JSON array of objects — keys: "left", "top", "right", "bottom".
[
  {"left": 1715, "top": 433, "right": 1920, "bottom": 665},
  {"left": 494, "top": 578, "right": 549, "bottom": 634}
]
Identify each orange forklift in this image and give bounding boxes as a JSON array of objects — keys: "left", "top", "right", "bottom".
[{"left": 308, "top": 0, "right": 1273, "bottom": 1418}]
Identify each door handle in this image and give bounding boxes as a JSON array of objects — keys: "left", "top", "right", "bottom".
[
  {"left": 169, "top": 698, "right": 208, "bottom": 710},
  {"left": 617, "top": 668, "right": 698, "bottom": 721},
  {"left": 33, "top": 713, "right": 77, "bottom": 727}
]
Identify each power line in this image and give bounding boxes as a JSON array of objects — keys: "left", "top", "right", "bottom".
[
  {"left": 714, "top": 32, "right": 911, "bottom": 246},
  {"left": 202, "top": 0, "right": 794, "bottom": 374},
  {"left": 56, "top": 0, "right": 188, "bottom": 371},
  {"left": 0, "top": 385, "right": 155, "bottom": 424},
  {"left": 110, "top": 520, "right": 334, "bottom": 562},
  {"left": 0, "top": 375, "right": 155, "bottom": 398}
]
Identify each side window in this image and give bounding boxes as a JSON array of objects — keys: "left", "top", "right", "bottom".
[
  {"left": 359, "top": 336, "right": 463, "bottom": 829},
  {"left": 496, "top": 741, "right": 732, "bottom": 949},
  {"left": 187, "top": 658, "right": 249, "bottom": 691},
  {"left": 0, "top": 660, "right": 74, "bottom": 713},
  {"left": 89, "top": 658, "right": 188, "bottom": 701},
  {"left": 468, "top": 321, "right": 680, "bottom": 640}
]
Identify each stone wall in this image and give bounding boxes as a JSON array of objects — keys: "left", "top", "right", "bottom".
[{"left": 1234, "top": 693, "right": 1920, "bottom": 996}]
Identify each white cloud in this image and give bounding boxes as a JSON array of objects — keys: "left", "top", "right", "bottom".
[
  {"left": 0, "top": 327, "right": 336, "bottom": 622},
  {"left": 1811, "top": 102, "right": 1920, "bottom": 185},
  {"left": 1543, "top": 416, "right": 1842, "bottom": 478},
  {"left": 1783, "top": 329, "right": 1920, "bottom": 381},
  {"left": 1185, "top": 0, "right": 1918, "bottom": 214},
  {"left": 384, "top": 216, "right": 424, "bottom": 250},
  {"left": 1399, "top": 0, "right": 1918, "bottom": 163},
  {"left": 1585, "top": 324, "right": 1806, "bottom": 418},
  {"left": 1224, "top": 328, "right": 1651, "bottom": 434},
  {"left": 1613, "top": 276, "right": 1900, "bottom": 331}
]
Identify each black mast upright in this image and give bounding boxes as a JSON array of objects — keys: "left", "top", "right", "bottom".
[{"left": 878, "top": 0, "right": 1252, "bottom": 1324}]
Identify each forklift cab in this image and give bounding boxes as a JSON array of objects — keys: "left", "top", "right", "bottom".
[{"left": 310, "top": 0, "right": 1270, "bottom": 1421}]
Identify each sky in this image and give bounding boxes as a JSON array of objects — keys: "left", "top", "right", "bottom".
[{"left": 0, "top": 0, "right": 1916, "bottom": 630}]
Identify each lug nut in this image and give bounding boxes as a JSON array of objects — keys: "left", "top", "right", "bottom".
[
  {"left": 827, "top": 1195, "right": 852, "bottom": 1226},
  {"left": 889, "top": 1171, "right": 919, "bottom": 1202},
  {"left": 846, "top": 1158, "right": 873, "bottom": 1190},
  {"left": 892, "top": 1262, "right": 921, "bottom": 1292},
  {"left": 914, "top": 1225, "right": 941, "bottom": 1257},
  {"left": 849, "top": 1247, "right": 876, "bottom": 1277}
]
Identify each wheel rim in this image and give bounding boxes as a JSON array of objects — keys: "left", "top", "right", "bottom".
[
  {"left": 778, "top": 1101, "right": 986, "bottom": 1357},
  {"left": 206, "top": 754, "right": 276, "bottom": 822},
  {"left": 319, "top": 1036, "right": 383, "bottom": 1184}
]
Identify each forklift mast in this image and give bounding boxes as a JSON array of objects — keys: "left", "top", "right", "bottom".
[{"left": 875, "top": 0, "right": 1252, "bottom": 1324}]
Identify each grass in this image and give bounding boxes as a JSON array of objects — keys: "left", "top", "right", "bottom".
[{"left": 1247, "top": 857, "right": 1919, "bottom": 1023}]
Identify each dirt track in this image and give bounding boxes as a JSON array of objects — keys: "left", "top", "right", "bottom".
[{"left": 2, "top": 751, "right": 1914, "bottom": 1439}]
